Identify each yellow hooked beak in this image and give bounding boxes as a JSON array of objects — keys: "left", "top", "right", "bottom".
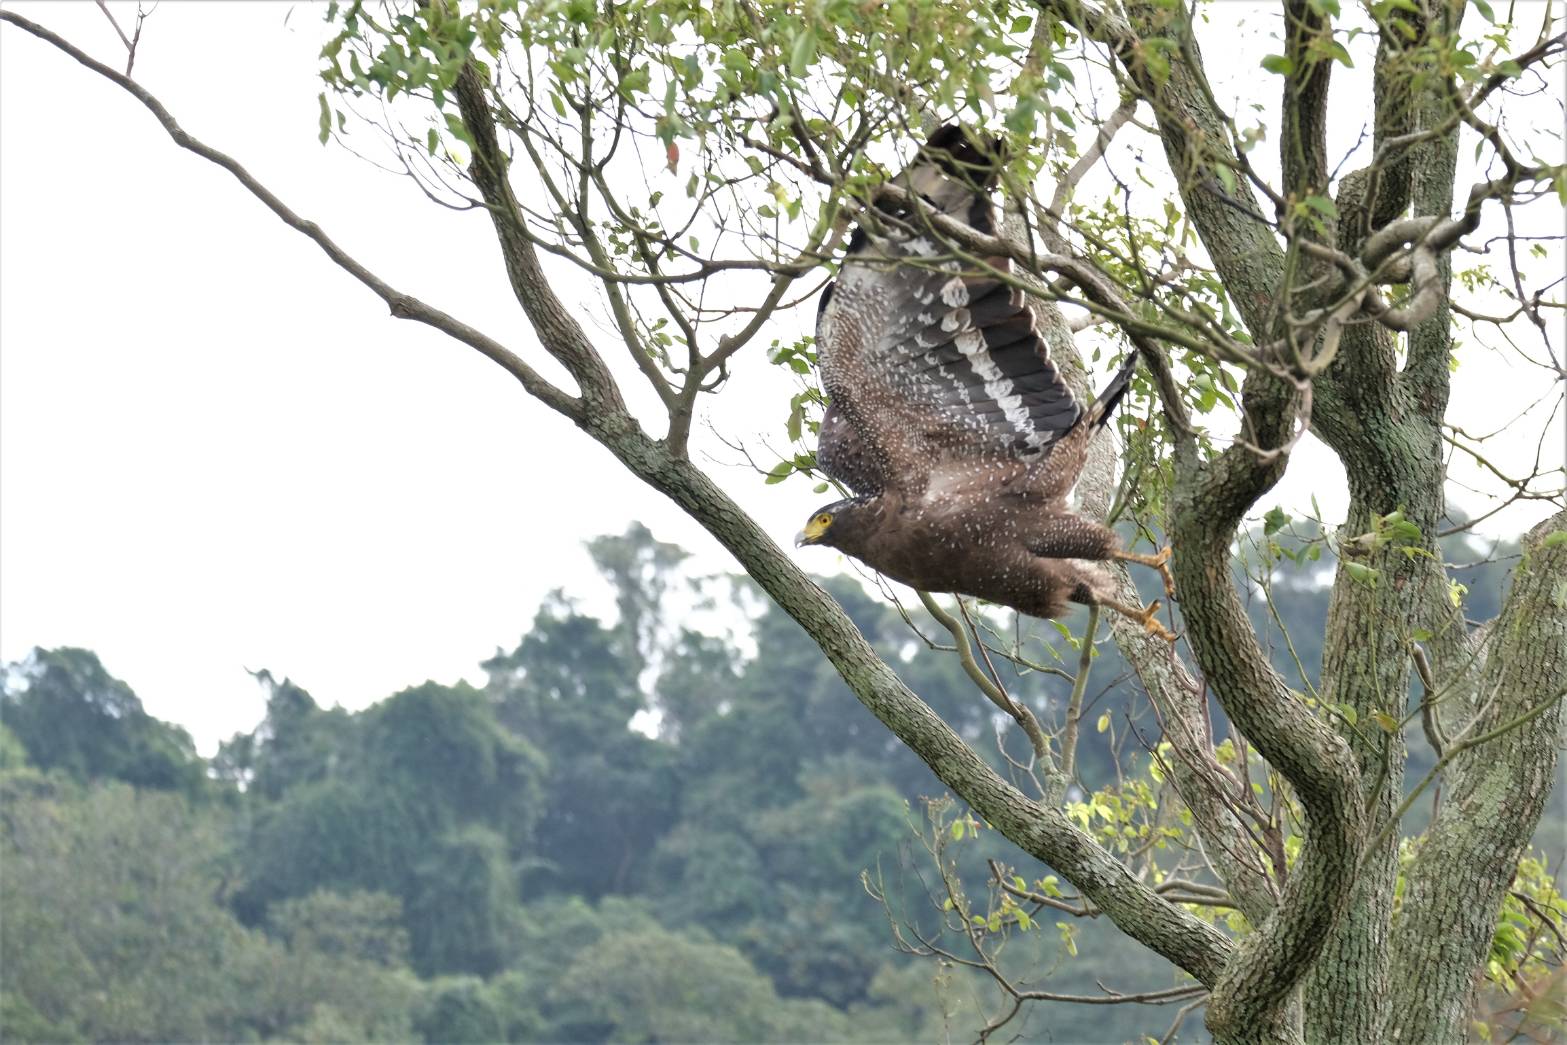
[{"left": 794, "top": 515, "right": 831, "bottom": 547}]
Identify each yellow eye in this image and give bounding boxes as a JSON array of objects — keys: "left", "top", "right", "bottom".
[{"left": 816, "top": 513, "right": 832, "bottom": 526}]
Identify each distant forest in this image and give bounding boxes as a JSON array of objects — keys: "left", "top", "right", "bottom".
[{"left": 2, "top": 521, "right": 1553, "bottom": 1043}]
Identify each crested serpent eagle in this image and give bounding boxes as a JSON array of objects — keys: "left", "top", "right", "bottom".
[{"left": 794, "top": 125, "right": 1175, "bottom": 640}]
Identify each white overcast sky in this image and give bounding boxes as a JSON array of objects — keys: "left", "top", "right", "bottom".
[{"left": 2, "top": 1, "right": 1561, "bottom": 753}]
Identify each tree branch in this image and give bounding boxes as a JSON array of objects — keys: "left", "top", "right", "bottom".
[
  {"left": 451, "top": 63, "right": 630, "bottom": 420},
  {"left": 0, "top": 7, "right": 1242, "bottom": 998},
  {"left": 1040, "top": 97, "right": 1138, "bottom": 254},
  {"left": 0, "top": 10, "right": 583, "bottom": 422},
  {"left": 917, "top": 590, "right": 1058, "bottom": 787},
  {"left": 1280, "top": 0, "right": 1333, "bottom": 204},
  {"left": 1043, "top": 291, "right": 1279, "bottom": 924},
  {"left": 1387, "top": 511, "right": 1567, "bottom": 1042}
]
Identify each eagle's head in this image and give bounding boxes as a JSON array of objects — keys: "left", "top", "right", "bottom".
[{"left": 794, "top": 497, "right": 879, "bottom": 554}]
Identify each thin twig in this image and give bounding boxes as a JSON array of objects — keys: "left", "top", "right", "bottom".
[
  {"left": 1, "top": 10, "right": 580, "bottom": 420},
  {"left": 1058, "top": 607, "right": 1099, "bottom": 790}
]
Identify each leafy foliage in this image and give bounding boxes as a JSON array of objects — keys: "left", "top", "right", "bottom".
[
  {"left": 1, "top": 648, "right": 206, "bottom": 797},
  {"left": 1, "top": 523, "right": 1559, "bottom": 1041}
]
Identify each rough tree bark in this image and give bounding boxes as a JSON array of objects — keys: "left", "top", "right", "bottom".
[{"left": 4, "top": 2, "right": 1563, "bottom": 1042}]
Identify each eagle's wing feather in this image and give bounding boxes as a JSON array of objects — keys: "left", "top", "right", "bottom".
[
  {"left": 815, "top": 401, "right": 887, "bottom": 495},
  {"left": 815, "top": 160, "right": 1085, "bottom": 497}
]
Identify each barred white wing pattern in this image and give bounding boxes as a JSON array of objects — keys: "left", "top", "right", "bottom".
[{"left": 813, "top": 137, "right": 1086, "bottom": 497}]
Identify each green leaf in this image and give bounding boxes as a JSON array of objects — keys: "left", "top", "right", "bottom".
[
  {"left": 763, "top": 461, "right": 793, "bottom": 485},
  {"left": 785, "top": 401, "right": 804, "bottom": 442},
  {"left": 1372, "top": 712, "right": 1399, "bottom": 733},
  {"left": 1004, "top": 96, "right": 1037, "bottom": 134},
  {"left": 1344, "top": 561, "right": 1379, "bottom": 588},
  {"left": 789, "top": 30, "right": 816, "bottom": 77},
  {"left": 1263, "top": 505, "right": 1290, "bottom": 536},
  {"left": 443, "top": 112, "right": 473, "bottom": 146},
  {"left": 1304, "top": 194, "right": 1339, "bottom": 220},
  {"left": 317, "top": 92, "right": 332, "bottom": 145},
  {"left": 619, "top": 66, "right": 651, "bottom": 97},
  {"left": 1141, "top": 45, "right": 1170, "bottom": 88},
  {"left": 426, "top": 128, "right": 439, "bottom": 155},
  {"left": 1261, "top": 54, "right": 1295, "bottom": 75},
  {"left": 1096, "top": 712, "right": 1111, "bottom": 734},
  {"left": 1471, "top": 0, "right": 1495, "bottom": 23}
]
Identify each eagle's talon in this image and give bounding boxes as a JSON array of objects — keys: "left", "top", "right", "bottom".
[
  {"left": 1111, "top": 546, "right": 1176, "bottom": 599},
  {"left": 1154, "top": 547, "right": 1176, "bottom": 599},
  {"left": 1136, "top": 600, "right": 1177, "bottom": 642},
  {"left": 1141, "top": 546, "right": 1175, "bottom": 598},
  {"left": 792, "top": 124, "right": 1162, "bottom": 641}
]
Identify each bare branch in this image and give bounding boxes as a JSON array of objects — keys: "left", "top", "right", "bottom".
[
  {"left": 1040, "top": 97, "right": 1138, "bottom": 254},
  {"left": 0, "top": 10, "right": 580, "bottom": 420},
  {"left": 917, "top": 591, "right": 1058, "bottom": 787}
]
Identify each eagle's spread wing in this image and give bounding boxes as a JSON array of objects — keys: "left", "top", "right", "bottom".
[
  {"left": 816, "top": 401, "right": 887, "bottom": 495},
  {"left": 815, "top": 128, "right": 1084, "bottom": 498}
]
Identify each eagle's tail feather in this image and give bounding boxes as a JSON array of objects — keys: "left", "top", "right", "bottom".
[{"left": 1085, "top": 352, "right": 1140, "bottom": 429}]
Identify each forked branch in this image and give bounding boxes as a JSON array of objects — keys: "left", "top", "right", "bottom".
[
  {"left": 0, "top": 6, "right": 1241, "bottom": 995},
  {"left": 0, "top": 10, "right": 581, "bottom": 422}
]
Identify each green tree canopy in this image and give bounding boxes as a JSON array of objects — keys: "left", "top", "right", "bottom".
[{"left": 1, "top": 648, "right": 205, "bottom": 797}]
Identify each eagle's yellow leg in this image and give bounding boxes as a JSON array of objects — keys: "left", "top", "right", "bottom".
[
  {"left": 1102, "top": 597, "right": 1177, "bottom": 643},
  {"left": 1112, "top": 546, "right": 1175, "bottom": 598}
]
